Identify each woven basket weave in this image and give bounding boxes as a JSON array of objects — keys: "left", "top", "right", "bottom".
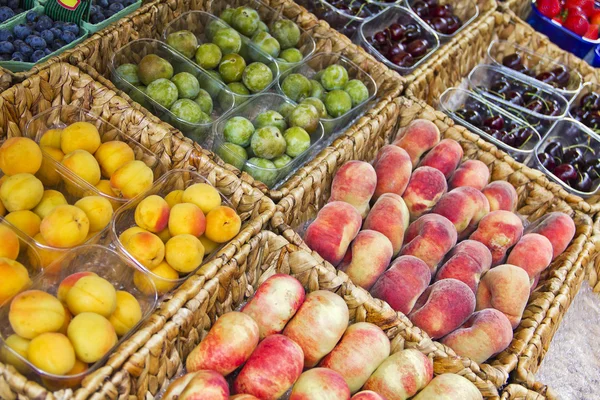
[
  {"left": 501, "top": 382, "right": 557, "bottom": 400},
  {"left": 271, "top": 95, "right": 597, "bottom": 390},
  {"left": 501, "top": 0, "right": 532, "bottom": 20},
  {"left": 0, "top": 62, "right": 276, "bottom": 399}
]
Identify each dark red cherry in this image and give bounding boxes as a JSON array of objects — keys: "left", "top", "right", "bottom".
[
  {"left": 406, "top": 39, "right": 429, "bottom": 58},
  {"left": 412, "top": 1, "right": 430, "bottom": 17},
  {"left": 553, "top": 164, "right": 577, "bottom": 182},
  {"left": 571, "top": 171, "right": 593, "bottom": 192},
  {"left": 505, "top": 90, "right": 524, "bottom": 106},
  {"left": 484, "top": 115, "right": 504, "bottom": 130},
  {"left": 431, "top": 17, "right": 448, "bottom": 33},
  {"left": 544, "top": 141, "right": 563, "bottom": 159},
  {"left": 502, "top": 53, "right": 522, "bottom": 69},
  {"left": 551, "top": 66, "right": 569, "bottom": 87},
  {"left": 538, "top": 152, "right": 557, "bottom": 170},
  {"left": 388, "top": 23, "right": 406, "bottom": 41},
  {"left": 445, "top": 15, "right": 462, "bottom": 34},
  {"left": 390, "top": 51, "right": 414, "bottom": 67},
  {"left": 563, "top": 148, "right": 584, "bottom": 165},
  {"left": 373, "top": 31, "right": 387, "bottom": 45}
]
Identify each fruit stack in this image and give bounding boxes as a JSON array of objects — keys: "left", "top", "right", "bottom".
[
  {"left": 304, "top": 119, "right": 577, "bottom": 364},
  {"left": 569, "top": 83, "right": 600, "bottom": 132},
  {"left": 88, "top": 0, "right": 138, "bottom": 26},
  {"left": 0, "top": 224, "right": 39, "bottom": 305},
  {"left": 406, "top": 0, "right": 478, "bottom": 39},
  {"left": 535, "top": 0, "right": 600, "bottom": 40},
  {"left": 0, "top": 0, "right": 25, "bottom": 24},
  {"left": 159, "top": 274, "right": 484, "bottom": 399}
]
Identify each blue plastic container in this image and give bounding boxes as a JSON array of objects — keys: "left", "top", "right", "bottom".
[{"left": 527, "top": 3, "right": 600, "bottom": 58}]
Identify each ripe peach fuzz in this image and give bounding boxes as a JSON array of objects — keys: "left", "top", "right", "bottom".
[
  {"left": 419, "top": 138, "right": 463, "bottom": 178},
  {"left": 402, "top": 166, "right": 447, "bottom": 220},
  {"left": 409, "top": 279, "right": 475, "bottom": 339},
  {"left": 182, "top": 183, "right": 222, "bottom": 214},
  {"left": 525, "top": 212, "right": 576, "bottom": 260},
  {"left": 329, "top": 160, "right": 377, "bottom": 218},
  {"left": 0, "top": 224, "right": 19, "bottom": 260},
  {"left": 33, "top": 190, "right": 67, "bottom": 219},
  {"left": 133, "top": 260, "right": 178, "bottom": 295},
  {"left": 241, "top": 274, "right": 305, "bottom": 339},
  {"left": 373, "top": 145, "right": 412, "bottom": 199},
  {"left": 165, "top": 234, "right": 205, "bottom": 273},
  {"left": 401, "top": 214, "right": 458, "bottom": 273},
  {"left": 393, "top": 119, "right": 441, "bottom": 167},
  {"left": 363, "top": 349, "right": 433, "bottom": 400},
  {"left": 370, "top": 256, "right": 431, "bottom": 315},
  {"left": 94, "top": 141, "right": 135, "bottom": 178},
  {"left": 9, "top": 290, "right": 65, "bottom": 338},
  {"left": 233, "top": 334, "right": 304, "bottom": 400},
  {"left": 432, "top": 186, "right": 490, "bottom": 239},
  {"left": 179, "top": 370, "right": 230, "bottom": 400},
  {"left": 119, "top": 226, "right": 148, "bottom": 244},
  {"left": 0, "top": 258, "right": 30, "bottom": 305},
  {"left": 39, "top": 128, "right": 62, "bottom": 149},
  {"left": 164, "top": 190, "right": 184, "bottom": 208},
  {"left": 123, "top": 231, "right": 165, "bottom": 268},
  {"left": 169, "top": 203, "right": 206, "bottom": 237},
  {"left": 60, "top": 121, "right": 101, "bottom": 155},
  {"left": 186, "top": 311, "right": 259, "bottom": 375},
  {"left": 108, "top": 291, "right": 142, "bottom": 336},
  {"left": 449, "top": 160, "right": 490, "bottom": 191},
  {"left": 134, "top": 195, "right": 170, "bottom": 233},
  {"left": 363, "top": 193, "right": 410, "bottom": 256},
  {"left": 469, "top": 210, "right": 524, "bottom": 266},
  {"left": 413, "top": 373, "right": 483, "bottom": 400},
  {"left": 482, "top": 181, "right": 518, "bottom": 212},
  {"left": 40, "top": 205, "right": 90, "bottom": 248},
  {"left": 319, "top": 322, "right": 390, "bottom": 393},
  {"left": 305, "top": 201, "right": 362, "bottom": 266},
  {"left": 56, "top": 271, "right": 98, "bottom": 303},
  {"left": 351, "top": 391, "right": 386, "bottom": 400},
  {"left": 163, "top": 372, "right": 199, "bottom": 400},
  {"left": 75, "top": 196, "right": 113, "bottom": 232},
  {"left": 36, "top": 146, "right": 64, "bottom": 187},
  {"left": 68, "top": 312, "right": 117, "bottom": 363},
  {"left": 66, "top": 275, "right": 117, "bottom": 317},
  {"left": 61, "top": 150, "right": 102, "bottom": 186},
  {"left": 284, "top": 290, "right": 349, "bottom": 367},
  {"left": 205, "top": 206, "right": 241, "bottom": 243},
  {"left": 0, "top": 173, "right": 44, "bottom": 212},
  {"left": 290, "top": 368, "right": 351, "bottom": 400},
  {"left": 27, "top": 332, "right": 76, "bottom": 375},
  {"left": 440, "top": 308, "right": 513, "bottom": 363},
  {"left": 1, "top": 334, "right": 30, "bottom": 374},
  {"left": 507, "top": 233, "right": 553, "bottom": 281},
  {"left": 4, "top": 210, "right": 41, "bottom": 238},
  {"left": 110, "top": 160, "right": 154, "bottom": 199},
  {"left": 476, "top": 264, "right": 530, "bottom": 328},
  {"left": 339, "top": 230, "right": 393, "bottom": 290},
  {"left": 435, "top": 252, "right": 490, "bottom": 295},
  {"left": 0, "top": 137, "right": 42, "bottom": 176}
]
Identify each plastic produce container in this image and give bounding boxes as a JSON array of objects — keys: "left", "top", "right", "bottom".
[
  {"left": 487, "top": 40, "right": 582, "bottom": 99},
  {"left": 83, "top": 0, "right": 142, "bottom": 34},
  {"left": 357, "top": 5, "right": 440, "bottom": 75},
  {"left": 404, "top": 0, "right": 479, "bottom": 41},
  {"left": 25, "top": 104, "right": 166, "bottom": 209},
  {"left": 0, "top": 245, "right": 157, "bottom": 391},
  {"left": 213, "top": 93, "right": 325, "bottom": 189},
  {"left": 0, "top": 6, "right": 89, "bottom": 72},
  {"left": 276, "top": 52, "right": 377, "bottom": 135},
  {"left": 440, "top": 88, "right": 541, "bottom": 163},
  {"left": 527, "top": 4, "right": 600, "bottom": 59},
  {"left": 111, "top": 169, "right": 236, "bottom": 295},
  {"left": 568, "top": 81, "right": 600, "bottom": 134},
  {"left": 110, "top": 39, "right": 235, "bottom": 147},
  {"left": 533, "top": 118, "right": 600, "bottom": 198},
  {"left": 0, "top": 0, "right": 37, "bottom": 29}
]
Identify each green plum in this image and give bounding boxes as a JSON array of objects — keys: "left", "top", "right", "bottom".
[
  {"left": 281, "top": 73, "right": 311, "bottom": 102},
  {"left": 279, "top": 48, "right": 303, "bottom": 63},
  {"left": 217, "top": 142, "right": 248, "bottom": 170},
  {"left": 309, "top": 79, "right": 326, "bottom": 100},
  {"left": 195, "top": 43, "right": 222, "bottom": 70},
  {"left": 344, "top": 79, "right": 369, "bottom": 107},
  {"left": 278, "top": 102, "right": 295, "bottom": 119},
  {"left": 219, "top": 53, "right": 246, "bottom": 83},
  {"left": 130, "top": 85, "right": 149, "bottom": 108},
  {"left": 166, "top": 30, "right": 198, "bottom": 59},
  {"left": 270, "top": 19, "right": 300, "bottom": 50},
  {"left": 242, "top": 62, "right": 273, "bottom": 93},
  {"left": 223, "top": 116, "right": 255, "bottom": 146},
  {"left": 213, "top": 27, "right": 242, "bottom": 55},
  {"left": 245, "top": 157, "right": 277, "bottom": 187},
  {"left": 205, "top": 20, "right": 228, "bottom": 42},
  {"left": 288, "top": 103, "right": 319, "bottom": 133},
  {"left": 116, "top": 63, "right": 140, "bottom": 85},
  {"left": 220, "top": 8, "right": 235, "bottom": 25},
  {"left": 146, "top": 78, "right": 178, "bottom": 108},
  {"left": 251, "top": 31, "right": 280, "bottom": 58},
  {"left": 256, "top": 21, "right": 269, "bottom": 33},
  {"left": 171, "top": 72, "right": 201, "bottom": 99},
  {"left": 227, "top": 82, "right": 250, "bottom": 105},
  {"left": 283, "top": 126, "right": 310, "bottom": 157},
  {"left": 231, "top": 7, "right": 260, "bottom": 37},
  {"left": 170, "top": 99, "right": 210, "bottom": 124},
  {"left": 320, "top": 64, "right": 349, "bottom": 91},
  {"left": 193, "top": 88, "right": 213, "bottom": 115},
  {"left": 301, "top": 97, "right": 327, "bottom": 118},
  {"left": 254, "top": 110, "right": 287, "bottom": 132},
  {"left": 137, "top": 54, "right": 173, "bottom": 86},
  {"left": 199, "top": 69, "right": 223, "bottom": 98},
  {"left": 251, "top": 126, "right": 286, "bottom": 159},
  {"left": 325, "top": 89, "right": 352, "bottom": 118},
  {"left": 273, "top": 154, "right": 292, "bottom": 168}
]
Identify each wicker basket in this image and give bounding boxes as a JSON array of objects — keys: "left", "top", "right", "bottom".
[
  {"left": 501, "top": 382, "right": 557, "bottom": 400},
  {"left": 501, "top": 0, "right": 532, "bottom": 21},
  {"left": 270, "top": 95, "right": 597, "bottom": 390},
  {"left": 0, "top": 62, "right": 277, "bottom": 399}
]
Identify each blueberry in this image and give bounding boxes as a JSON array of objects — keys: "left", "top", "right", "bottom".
[
  {"left": 17, "top": 43, "right": 32, "bottom": 57},
  {"left": 60, "top": 30, "right": 76, "bottom": 43},
  {"left": 10, "top": 51, "right": 24, "bottom": 61},
  {"left": 62, "top": 22, "right": 79, "bottom": 35},
  {"left": 89, "top": 5, "right": 98, "bottom": 14},
  {"left": 104, "top": 10, "right": 115, "bottom": 18},
  {"left": 0, "top": 29, "right": 13, "bottom": 42},
  {"left": 43, "top": 47, "right": 51, "bottom": 55},
  {"left": 40, "top": 29, "right": 53, "bottom": 43},
  {"left": 90, "top": 12, "right": 105, "bottom": 23},
  {"left": 7, "top": 0, "right": 18, "bottom": 9},
  {"left": 0, "top": 40, "right": 14, "bottom": 54},
  {"left": 13, "top": 7, "right": 21, "bottom": 13},
  {"left": 31, "top": 49, "right": 44, "bottom": 62},
  {"left": 13, "top": 39, "right": 24, "bottom": 47},
  {"left": 0, "top": 6, "right": 14, "bottom": 22},
  {"left": 50, "top": 27, "right": 61, "bottom": 37},
  {"left": 25, "top": 10, "right": 38, "bottom": 23},
  {"left": 98, "top": 0, "right": 109, "bottom": 8},
  {"left": 0, "top": 54, "right": 9, "bottom": 61},
  {"left": 29, "top": 35, "right": 45, "bottom": 50},
  {"left": 108, "top": 2, "right": 124, "bottom": 12},
  {"left": 13, "top": 24, "right": 31, "bottom": 40},
  {"left": 35, "top": 15, "right": 53, "bottom": 31},
  {"left": 123, "top": 0, "right": 136, "bottom": 6}
]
